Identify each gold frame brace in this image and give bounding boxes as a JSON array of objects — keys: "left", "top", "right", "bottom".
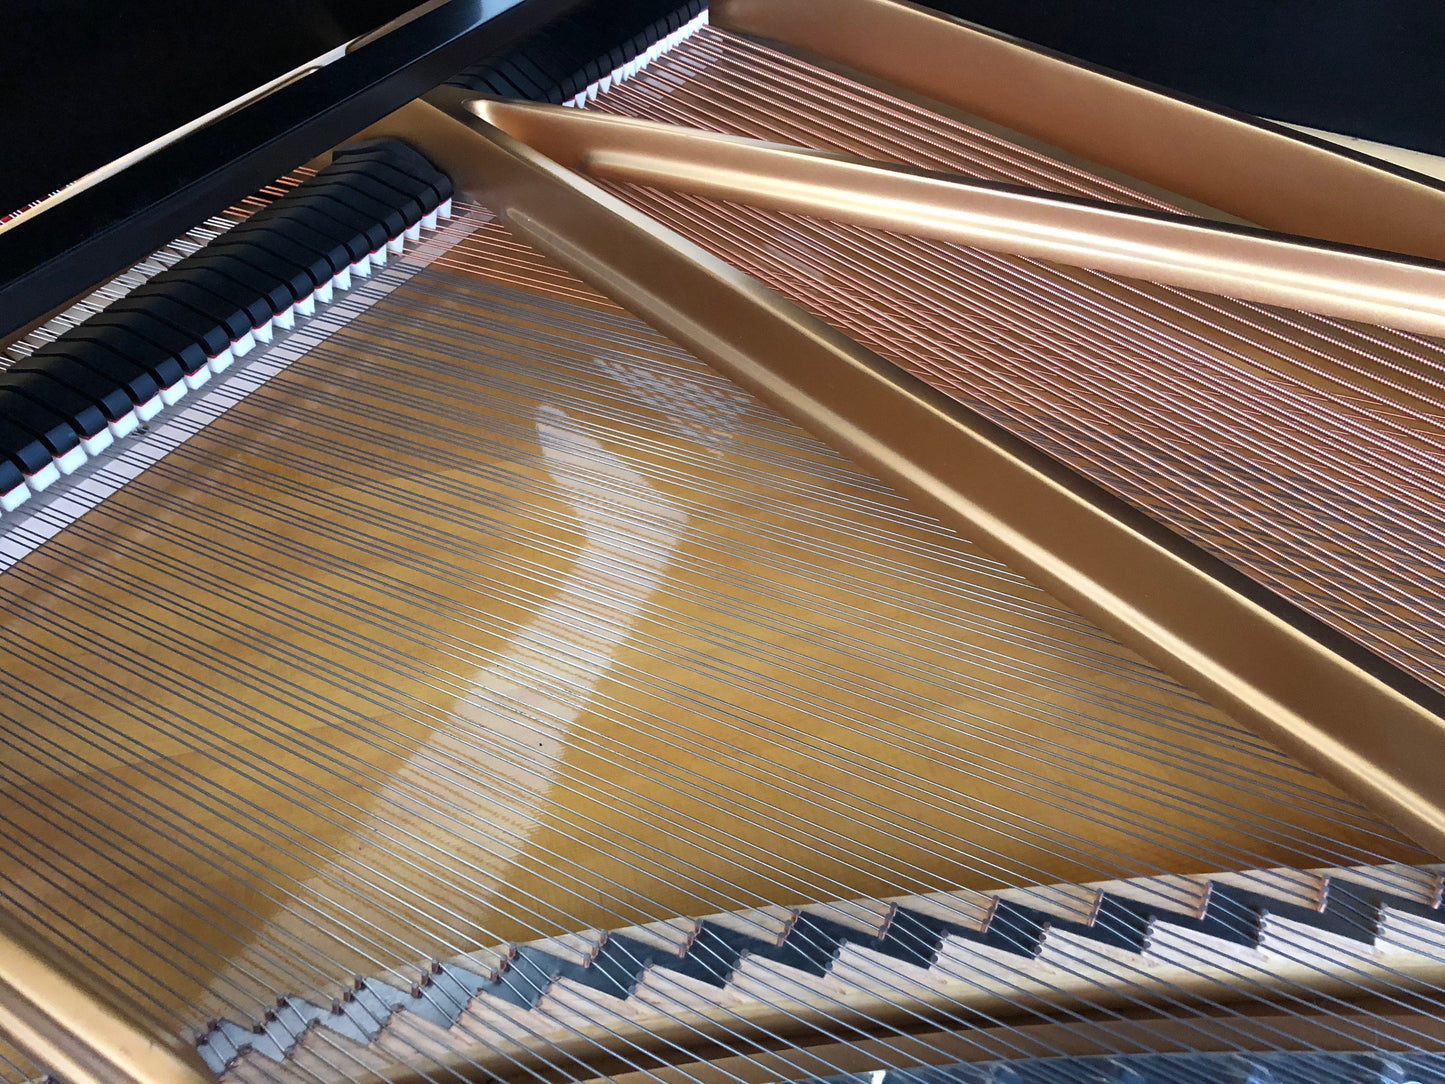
[
  {"left": 0, "top": 926, "right": 209, "bottom": 1084},
  {"left": 711, "top": 0, "right": 1445, "bottom": 262},
  {"left": 396, "top": 94, "right": 1445, "bottom": 857},
  {"left": 474, "top": 99, "right": 1445, "bottom": 340}
]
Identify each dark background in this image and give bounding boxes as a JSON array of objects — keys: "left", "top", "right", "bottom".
[
  {"left": 3, "top": 0, "right": 1443, "bottom": 217},
  {"left": 1, "top": 0, "right": 417, "bottom": 215},
  {"left": 928, "top": 0, "right": 1445, "bottom": 156}
]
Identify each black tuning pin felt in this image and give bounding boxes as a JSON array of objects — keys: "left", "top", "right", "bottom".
[{"left": 0, "top": 137, "right": 453, "bottom": 511}]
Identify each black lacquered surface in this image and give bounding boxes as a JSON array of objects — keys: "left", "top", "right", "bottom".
[
  {"left": 0, "top": 0, "right": 576, "bottom": 340},
  {"left": 0, "top": 0, "right": 420, "bottom": 217},
  {"left": 929, "top": 0, "right": 1445, "bottom": 157}
]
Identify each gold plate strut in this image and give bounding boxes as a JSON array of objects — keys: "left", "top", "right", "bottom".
[
  {"left": 0, "top": 926, "right": 209, "bottom": 1084},
  {"left": 377, "top": 90, "right": 1445, "bottom": 864},
  {"left": 710, "top": 0, "right": 1445, "bottom": 262},
  {"left": 473, "top": 97, "right": 1445, "bottom": 340}
]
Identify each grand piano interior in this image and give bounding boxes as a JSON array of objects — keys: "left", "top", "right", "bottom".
[{"left": 4, "top": 2, "right": 1445, "bottom": 1083}]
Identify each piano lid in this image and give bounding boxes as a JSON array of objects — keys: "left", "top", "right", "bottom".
[
  {"left": 0, "top": 0, "right": 626, "bottom": 340},
  {"left": 0, "top": 0, "right": 432, "bottom": 219}
]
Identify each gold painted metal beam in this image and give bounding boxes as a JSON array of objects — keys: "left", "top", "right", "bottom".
[
  {"left": 400, "top": 93, "right": 1445, "bottom": 857},
  {"left": 474, "top": 99, "right": 1445, "bottom": 340},
  {"left": 0, "top": 926, "right": 210, "bottom": 1084},
  {"left": 711, "top": 0, "right": 1445, "bottom": 263}
]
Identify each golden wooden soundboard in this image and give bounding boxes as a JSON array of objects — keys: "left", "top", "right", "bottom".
[{"left": 5, "top": 2, "right": 1445, "bottom": 1082}]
